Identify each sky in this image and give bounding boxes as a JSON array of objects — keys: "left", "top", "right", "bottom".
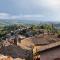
[{"left": 0, "top": 0, "right": 60, "bottom": 21}]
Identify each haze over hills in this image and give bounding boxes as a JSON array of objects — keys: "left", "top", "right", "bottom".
[
  {"left": 0, "top": 19, "right": 60, "bottom": 29},
  {"left": 0, "top": 19, "right": 60, "bottom": 25},
  {"left": 0, "top": 19, "right": 41, "bottom": 26}
]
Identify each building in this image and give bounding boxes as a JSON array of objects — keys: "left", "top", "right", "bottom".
[
  {"left": 33, "top": 41, "right": 60, "bottom": 60},
  {"left": 20, "top": 34, "right": 60, "bottom": 60}
]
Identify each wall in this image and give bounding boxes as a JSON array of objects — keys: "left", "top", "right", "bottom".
[{"left": 40, "top": 46, "right": 60, "bottom": 60}]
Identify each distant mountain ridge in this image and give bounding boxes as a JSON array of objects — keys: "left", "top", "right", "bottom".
[
  {"left": 0, "top": 19, "right": 60, "bottom": 26},
  {"left": 0, "top": 19, "right": 42, "bottom": 25}
]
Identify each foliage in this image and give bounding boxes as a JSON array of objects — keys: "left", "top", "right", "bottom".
[{"left": 0, "top": 23, "right": 58, "bottom": 38}]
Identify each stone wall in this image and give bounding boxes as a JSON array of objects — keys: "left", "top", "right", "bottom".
[{"left": 40, "top": 46, "right": 60, "bottom": 60}]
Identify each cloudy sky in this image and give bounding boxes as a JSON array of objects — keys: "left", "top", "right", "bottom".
[{"left": 0, "top": 0, "right": 60, "bottom": 21}]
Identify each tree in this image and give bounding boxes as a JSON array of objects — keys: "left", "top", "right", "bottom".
[{"left": 30, "top": 25, "right": 36, "bottom": 30}]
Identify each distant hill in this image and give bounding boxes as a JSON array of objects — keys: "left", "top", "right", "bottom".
[
  {"left": 0, "top": 19, "right": 60, "bottom": 28},
  {"left": 0, "top": 19, "right": 42, "bottom": 25}
]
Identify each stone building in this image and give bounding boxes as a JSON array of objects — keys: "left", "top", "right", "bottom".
[
  {"left": 33, "top": 41, "right": 60, "bottom": 60},
  {"left": 40, "top": 46, "right": 60, "bottom": 60}
]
